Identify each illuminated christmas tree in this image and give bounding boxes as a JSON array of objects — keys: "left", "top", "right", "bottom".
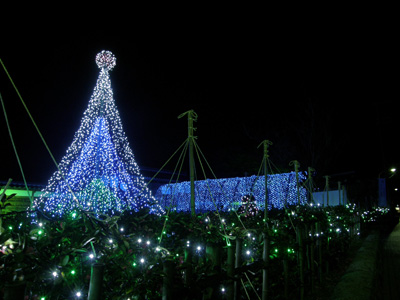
[{"left": 35, "top": 50, "right": 163, "bottom": 217}]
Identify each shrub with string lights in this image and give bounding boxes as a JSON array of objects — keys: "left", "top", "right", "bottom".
[{"left": 0, "top": 202, "right": 390, "bottom": 299}]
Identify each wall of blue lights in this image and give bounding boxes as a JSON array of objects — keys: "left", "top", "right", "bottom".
[{"left": 155, "top": 172, "right": 307, "bottom": 212}]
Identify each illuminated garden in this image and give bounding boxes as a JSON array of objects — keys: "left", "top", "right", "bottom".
[{"left": 0, "top": 51, "right": 393, "bottom": 299}]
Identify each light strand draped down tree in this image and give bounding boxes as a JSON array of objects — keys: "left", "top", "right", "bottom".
[{"left": 35, "top": 50, "right": 164, "bottom": 217}]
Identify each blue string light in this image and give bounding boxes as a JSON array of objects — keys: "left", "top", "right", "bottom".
[
  {"left": 155, "top": 172, "right": 307, "bottom": 212},
  {"left": 35, "top": 51, "right": 164, "bottom": 217}
]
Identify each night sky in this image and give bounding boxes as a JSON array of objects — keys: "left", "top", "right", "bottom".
[{"left": 0, "top": 21, "right": 397, "bottom": 189}]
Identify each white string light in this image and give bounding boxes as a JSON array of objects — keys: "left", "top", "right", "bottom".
[{"left": 35, "top": 51, "right": 164, "bottom": 217}]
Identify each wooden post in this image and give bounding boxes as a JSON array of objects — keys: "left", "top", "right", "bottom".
[
  {"left": 290, "top": 160, "right": 301, "bottom": 204},
  {"left": 234, "top": 238, "right": 242, "bottom": 300},
  {"left": 88, "top": 263, "right": 105, "bottom": 300},
  {"left": 185, "top": 247, "right": 193, "bottom": 287},
  {"left": 316, "top": 222, "right": 323, "bottom": 282},
  {"left": 178, "top": 110, "right": 198, "bottom": 217},
  {"left": 283, "top": 259, "right": 289, "bottom": 299},
  {"left": 324, "top": 176, "right": 330, "bottom": 206},
  {"left": 203, "top": 243, "right": 222, "bottom": 300},
  {"left": 258, "top": 140, "right": 272, "bottom": 300},
  {"left": 282, "top": 238, "right": 290, "bottom": 299},
  {"left": 342, "top": 184, "right": 346, "bottom": 205},
  {"left": 188, "top": 111, "right": 196, "bottom": 217},
  {"left": 310, "top": 224, "right": 316, "bottom": 294},
  {"left": 297, "top": 226, "right": 305, "bottom": 300},
  {"left": 162, "top": 260, "right": 174, "bottom": 300},
  {"left": 206, "top": 243, "right": 221, "bottom": 270},
  {"left": 262, "top": 234, "right": 269, "bottom": 300},
  {"left": 258, "top": 140, "right": 272, "bottom": 218},
  {"left": 308, "top": 167, "right": 315, "bottom": 204},
  {"left": 3, "top": 282, "right": 26, "bottom": 300},
  {"left": 227, "top": 244, "right": 235, "bottom": 300}
]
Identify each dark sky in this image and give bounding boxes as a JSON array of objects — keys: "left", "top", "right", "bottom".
[{"left": 0, "top": 21, "right": 397, "bottom": 187}]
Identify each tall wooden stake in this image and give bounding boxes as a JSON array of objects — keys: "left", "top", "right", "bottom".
[
  {"left": 88, "top": 263, "right": 105, "bottom": 300},
  {"left": 308, "top": 167, "right": 315, "bottom": 204},
  {"left": 290, "top": 160, "right": 301, "bottom": 204},
  {"left": 324, "top": 176, "right": 330, "bottom": 206},
  {"left": 258, "top": 140, "right": 272, "bottom": 219},
  {"left": 297, "top": 226, "right": 305, "bottom": 300},
  {"left": 227, "top": 244, "right": 235, "bottom": 300},
  {"left": 290, "top": 161, "right": 304, "bottom": 299},
  {"left": 184, "top": 247, "right": 194, "bottom": 295},
  {"left": 234, "top": 238, "right": 243, "bottom": 300},
  {"left": 310, "top": 224, "right": 316, "bottom": 294},
  {"left": 178, "top": 110, "right": 198, "bottom": 217},
  {"left": 162, "top": 260, "right": 174, "bottom": 300},
  {"left": 259, "top": 140, "right": 272, "bottom": 300}
]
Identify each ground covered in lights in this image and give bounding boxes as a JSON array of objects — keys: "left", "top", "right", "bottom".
[{"left": 0, "top": 204, "right": 391, "bottom": 299}]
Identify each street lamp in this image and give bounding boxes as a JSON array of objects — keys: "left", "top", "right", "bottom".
[{"left": 378, "top": 167, "right": 397, "bottom": 208}]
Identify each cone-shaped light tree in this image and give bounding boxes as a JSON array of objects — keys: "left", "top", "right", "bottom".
[{"left": 35, "top": 50, "right": 164, "bottom": 217}]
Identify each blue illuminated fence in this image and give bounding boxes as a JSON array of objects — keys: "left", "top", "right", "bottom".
[{"left": 155, "top": 172, "right": 307, "bottom": 212}]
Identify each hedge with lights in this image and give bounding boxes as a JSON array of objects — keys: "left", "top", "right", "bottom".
[{"left": 0, "top": 202, "right": 389, "bottom": 299}]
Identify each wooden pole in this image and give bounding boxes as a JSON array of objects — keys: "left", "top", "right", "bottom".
[
  {"left": 297, "top": 226, "right": 305, "bottom": 300},
  {"left": 227, "top": 244, "right": 235, "bottom": 300},
  {"left": 258, "top": 140, "right": 272, "bottom": 218},
  {"left": 342, "top": 184, "right": 346, "bottom": 205},
  {"left": 188, "top": 110, "right": 196, "bottom": 217},
  {"left": 290, "top": 160, "right": 301, "bottom": 204},
  {"left": 316, "top": 222, "right": 323, "bottom": 282},
  {"left": 185, "top": 247, "right": 193, "bottom": 287},
  {"left": 258, "top": 140, "right": 272, "bottom": 300},
  {"left": 283, "top": 258, "right": 289, "bottom": 299},
  {"left": 204, "top": 243, "right": 222, "bottom": 300},
  {"left": 308, "top": 167, "right": 315, "bottom": 204},
  {"left": 206, "top": 243, "right": 221, "bottom": 271},
  {"left": 234, "top": 238, "right": 242, "bottom": 300},
  {"left": 178, "top": 110, "right": 198, "bottom": 217},
  {"left": 310, "top": 224, "right": 316, "bottom": 294},
  {"left": 88, "top": 263, "right": 105, "bottom": 300},
  {"left": 3, "top": 282, "right": 26, "bottom": 300},
  {"left": 162, "top": 260, "right": 174, "bottom": 300},
  {"left": 262, "top": 232, "right": 269, "bottom": 300},
  {"left": 324, "top": 176, "right": 330, "bottom": 206}
]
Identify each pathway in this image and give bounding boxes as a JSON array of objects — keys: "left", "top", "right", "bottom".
[{"left": 375, "top": 221, "right": 400, "bottom": 299}]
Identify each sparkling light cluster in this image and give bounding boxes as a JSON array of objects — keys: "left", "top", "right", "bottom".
[
  {"left": 155, "top": 172, "right": 307, "bottom": 212},
  {"left": 35, "top": 51, "right": 163, "bottom": 217}
]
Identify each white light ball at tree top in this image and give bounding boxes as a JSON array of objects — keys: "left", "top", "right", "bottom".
[{"left": 96, "top": 50, "right": 116, "bottom": 71}]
